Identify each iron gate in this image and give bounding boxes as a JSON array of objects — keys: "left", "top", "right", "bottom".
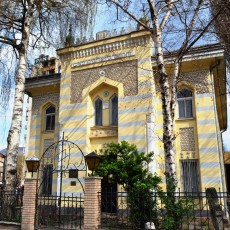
[{"left": 35, "top": 133, "right": 86, "bottom": 229}]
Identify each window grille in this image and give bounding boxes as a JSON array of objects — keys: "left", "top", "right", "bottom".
[
  {"left": 45, "top": 105, "right": 56, "bottom": 131},
  {"left": 42, "top": 164, "right": 53, "bottom": 195},
  {"left": 177, "top": 89, "right": 193, "bottom": 118},
  {"left": 180, "top": 159, "right": 200, "bottom": 193},
  {"left": 110, "top": 95, "right": 118, "bottom": 125},
  {"left": 95, "top": 98, "right": 103, "bottom": 126}
]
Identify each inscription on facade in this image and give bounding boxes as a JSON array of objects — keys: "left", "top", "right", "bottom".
[{"left": 72, "top": 51, "right": 135, "bottom": 68}]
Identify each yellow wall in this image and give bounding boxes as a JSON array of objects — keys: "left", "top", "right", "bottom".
[{"left": 26, "top": 30, "right": 226, "bottom": 194}]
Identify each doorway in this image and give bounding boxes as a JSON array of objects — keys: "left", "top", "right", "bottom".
[
  {"left": 101, "top": 176, "right": 117, "bottom": 213},
  {"left": 225, "top": 164, "right": 230, "bottom": 193}
]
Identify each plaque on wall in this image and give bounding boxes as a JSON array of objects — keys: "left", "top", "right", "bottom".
[{"left": 103, "top": 101, "right": 109, "bottom": 109}]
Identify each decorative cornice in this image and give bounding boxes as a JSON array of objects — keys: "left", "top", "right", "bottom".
[{"left": 59, "top": 35, "right": 152, "bottom": 62}]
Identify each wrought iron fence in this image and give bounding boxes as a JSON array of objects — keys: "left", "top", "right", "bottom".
[
  {"left": 0, "top": 190, "right": 23, "bottom": 223},
  {"left": 100, "top": 189, "right": 230, "bottom": 230},
  {"left": 35, "top": 193, "right": 84, "bottom": 229}
]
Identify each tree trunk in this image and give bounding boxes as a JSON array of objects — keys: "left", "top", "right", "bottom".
[
  {"left": 160, "top": 73, "right": 177, "bottom": 192},
  {"left": 151, "top": 30, "right": 178, "bottom": 192},
  {"left": 5, "top": 1, "right": 33, "bottom": 191}
]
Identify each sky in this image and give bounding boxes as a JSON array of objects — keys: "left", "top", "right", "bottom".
[{"left": 0, "top": 91, "right": 28, "bottom": 151}]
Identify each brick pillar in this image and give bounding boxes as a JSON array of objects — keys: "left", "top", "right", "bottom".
[
  {"left": 21, "top": 178, "right": 37, "bottom": 230},
  {"left": 84, "top": 177, "right": 102, "bottom": 230}
]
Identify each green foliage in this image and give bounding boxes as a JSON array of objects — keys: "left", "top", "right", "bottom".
[
  {"left": 96, "top": 141, "right": 162, "bottom": 228},
  {"left": 96, "top": 141, "right": 162, "bottom": 191},
  {"left": 96, "top": 141, "right": 195, "bottom": 229},
  {"left": 161, "top": 194, "right": 195, "bottom": 230}
]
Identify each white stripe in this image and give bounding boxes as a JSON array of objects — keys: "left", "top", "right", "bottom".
[
  {"left": 60, "top": 103, "right": 87, "bottom": 110},
  {"left": 196, "top": 106, "right": 213, "bottom": 111},
  {"left": 119, "top": 93, "right": 153, "bottom": 102},
  {"left": 119, "top": 121, "right": 146, "bottom": 127},
  {"left": 119, "top": 134, "right": 145, "bottom": 141},
  {"left": 59, "top": 115, "right": 87, "bottom": 122},
  {"left": 197, "top": 119, "right": 215, "bottom": 125}
]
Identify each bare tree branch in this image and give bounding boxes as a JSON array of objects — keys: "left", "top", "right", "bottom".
[{"left": 160, "top": 0, "right": 176, "bottom": 30}]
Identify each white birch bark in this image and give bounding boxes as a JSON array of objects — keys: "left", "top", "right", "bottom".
[
  {"left": 109, "top": 0, "right": 179, "bottom": 192},
  {"left": 5, "top": 1, "right": 34, "bottom": 191},
  {"left": 149, "top": 1, "right": 178, "bottom": 192}
]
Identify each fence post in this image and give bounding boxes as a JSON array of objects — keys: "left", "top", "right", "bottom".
[
  {"left": 206, "top": 187, "right": 224, "bottom": 230},
  {"left": 84, "top": 176, "right": 102, "bottom": 230},
  {"left": 21, "top": 178, "right": 37, "bottom": 230}
]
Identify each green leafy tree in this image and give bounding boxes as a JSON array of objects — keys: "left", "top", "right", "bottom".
[{"left": 96, "top": 141, "right": 162, "bottom": 228}]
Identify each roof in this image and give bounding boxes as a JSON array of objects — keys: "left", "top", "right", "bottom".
[
  {"left": 25, "top": 73, "right": 61, "bottom": 95},
  {"left": 25, "top": 73, "right": 60, "bottom": 88},
  {"left": 0, "top": 147, "right": 25, "bottom": 156},
  {"left": 152, "top": 43, "right": 225, "bottom": 63}
]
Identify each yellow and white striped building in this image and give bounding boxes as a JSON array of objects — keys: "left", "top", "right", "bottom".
[{"left": 25, "top": 29, "right": 227, "bottom": 195}]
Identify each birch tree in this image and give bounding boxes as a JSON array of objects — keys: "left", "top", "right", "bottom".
[
  {"left": 212, "top": 0, "right": 230, "bottom": 65},
  {"left": 0, "top": 0, "right": 97, "bottom": 191},
  {"left": 103, "top": 0, "right": 221, "bottom": 193}
]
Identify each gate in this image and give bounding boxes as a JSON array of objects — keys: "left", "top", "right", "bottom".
[{"left": 35, "top": 133, "right": 86, "bottom": 229}]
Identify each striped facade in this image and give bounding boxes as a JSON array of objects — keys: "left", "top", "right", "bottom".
[{"left": 25, "top": 30, "right": 227, "bottom": 194}]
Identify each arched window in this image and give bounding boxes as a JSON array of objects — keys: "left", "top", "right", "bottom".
[
  {"left": 45, "top": 105, "right": 56, "bottom": 131},
  {"left": 110, "top": 94, "right": 118, "bottom": 125},
  {"left": 95, "top": 98, "right": 103, "bottom": 126},
  {"left": 177, "top": 89, "right": 193, "bottom": 118}
]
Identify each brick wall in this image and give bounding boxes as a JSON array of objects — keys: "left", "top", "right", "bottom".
[
  {"left": 21, "top": 179, "right": 37, "bottom": 230},
  {"left": 84, "top": 177, "right": 102, "bottom": 230}
]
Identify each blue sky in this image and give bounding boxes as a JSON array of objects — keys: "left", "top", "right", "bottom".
[{"left": 0, "top": 90, "right": 28, "bottom": 150}]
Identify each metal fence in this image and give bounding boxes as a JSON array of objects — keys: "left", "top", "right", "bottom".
[
  {"left": 35, "top": 194, "right": 84, "bottom": 229},
  {"left": 0, "top": 191, "right": 23, "bottom": 223},
  {"left": 100, "top": 190, "right": 230, "bottom": 230}
]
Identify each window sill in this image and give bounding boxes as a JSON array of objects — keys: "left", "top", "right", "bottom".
[
  {"left": 175, "top": 117, "right": 196, "bottom": 121},
  {"left": 90, "top": 126, "right": 118, "bottom": 138},
  {"left": 42, "top": 130, "right": 55, "bottom": 134}
]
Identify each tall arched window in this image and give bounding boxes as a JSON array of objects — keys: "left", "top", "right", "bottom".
[
  {"left": 177, "top": 89, "right": 193, "bottom": 118},
  {"left": 95, "top": 98, "right": 103, "bottom": 126},
  {"left": 110, "top": 94, "right": 118, "bottom": 125},
  {"left": 45, "top": 105, "right": 56, "bottom": 131}
]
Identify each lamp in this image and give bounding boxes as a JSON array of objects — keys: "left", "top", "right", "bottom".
[
  {"left": 25, "top": 155, "right": 40, "bottom": 177},
  {"left": 85, "top": 152, "right": 101, "bottom": 175}
]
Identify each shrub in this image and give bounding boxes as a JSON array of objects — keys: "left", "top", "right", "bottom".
[{"left": 96, "top": 141, "right": 162, "bottom": 228}]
